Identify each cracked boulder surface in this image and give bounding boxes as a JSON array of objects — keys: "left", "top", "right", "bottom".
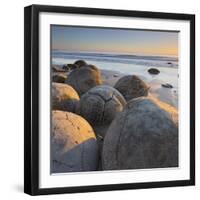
[
  {"left": 102, "top": 97, "right": 178, "bottom": 170},
  {"left": 52, "top": 72, "right": 67, "bottom": 83},
  {"left": 114, "top": 75, "right": 149, "bottom": 101},
  {"left": 65, "top": 66, "right": 102, "bottom": 96},
  {"left": 51, "top": 111, "right": 99, "bottom": 173},
  {"left": 79, "top": 85, "right": 126, "bottom": 128},
  {"left": 52, "top": 83, "right": 80, "bottom": 113}
]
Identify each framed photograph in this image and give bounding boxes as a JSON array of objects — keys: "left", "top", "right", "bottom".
[{"left": 24, "top": 4, "right": 195, "bottom": 195}]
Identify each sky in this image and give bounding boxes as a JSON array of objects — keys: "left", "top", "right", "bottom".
[{"left": 51, "top": 25, "right": 178, "bottom": 56}]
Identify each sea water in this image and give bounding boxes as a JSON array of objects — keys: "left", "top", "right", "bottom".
[{"left": 51, "top": 51, "right": 178, "bottom": 89}]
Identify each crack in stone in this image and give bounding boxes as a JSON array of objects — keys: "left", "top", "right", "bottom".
[{"left": 88, "top": 91, "right": 114, "bottom": 103}]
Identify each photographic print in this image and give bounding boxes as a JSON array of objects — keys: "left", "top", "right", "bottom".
[
  {"left": 51, "top": 25, "right": 179, "bottom": 173},
  {"left": 24, "top": 5, "right": 195, "bottom": 195}
]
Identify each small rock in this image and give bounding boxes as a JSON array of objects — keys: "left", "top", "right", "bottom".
[
  {"left": 162, "top": 83, "right": 173, "bottom": 88},
  {"left": 52, "top": 74, "right": 66, "bottom": 83},
  {"left": 63, "top": 64, "right": 78, "bottom": 71},
  {"left": 62, "top": 64, "right": 69, "bottom": 71},
  {"left": 52, "top": 65, "right": 65, "bottom": 72},
  {"left": 148, "top": 68, "right": 160, "bottom": 75},
  {"left": 74, "top": 60, "right": 87, "bottom": 67}
]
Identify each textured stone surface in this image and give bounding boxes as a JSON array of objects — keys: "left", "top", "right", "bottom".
[
  {"left": 52, "top": 83, "right": 80, "bottom": 112},
  {"left": 52, "top": 65, "right": 65, "bottom": 72},
  {"left": 52, "top": 73, "right": 67, "bottom": 83},
  {"left": 51, "top": 111, "right": 99, "bottom": 173},
  {"left": 82, "top": 64, "right": 99, "bottom": 71},
  {"left": 148, "top": 68, "right": 160, "bottom": 75},
  {"left": 62, "top": 64, "right": 78, "bottom": 71},
  {"left": 79, "top": 85, "right": 126, "bottom": 127},
  {"left": 102, "top": 97, "right": 178, "bottom": 170},
  {"left": 65, "top": 67, "right": 102, "bottom": 96},
  {"left": 114, "top": 75, "right": 149, "bottom": 101},
  {"left": 162, "top": 83, "right": 173, "bottom": 88},
  {"left": 74, "top": 60, "right": 87, "bottom": 67}
]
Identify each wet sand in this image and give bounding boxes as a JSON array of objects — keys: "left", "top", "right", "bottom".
[{"left": 101, "top": 69, "right": 178, "bottom": 109}]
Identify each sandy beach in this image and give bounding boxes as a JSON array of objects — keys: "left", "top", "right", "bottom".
[
  {"left": 100, "top": 69, "right": 178, "bottom": 109},
  {"left": 53, "top": 66, "right": 178, "bottom": 109},
  {"left": 52, "top": 50, "right": 178, "bottom": 110}
]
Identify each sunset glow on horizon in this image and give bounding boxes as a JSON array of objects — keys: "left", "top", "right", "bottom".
[{"left": 51, "top": 25, "right": 178, "bottom": 57}]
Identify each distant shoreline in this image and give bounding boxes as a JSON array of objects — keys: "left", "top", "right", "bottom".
[{"left": 52, "top": 51, "right": 178, "bottom": 68}]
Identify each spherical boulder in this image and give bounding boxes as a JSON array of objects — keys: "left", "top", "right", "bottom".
[
  {"left": 74, "top": 60, "right": 87, "bottom": 67},
  {"left": 52, "top": 83, "right": 80, "bottom": 112},
  {"left": 79, "top": 85, "right": 126, "bottom": 127},
  {"left": 51, "top": 110, "right": 99, "bottom": 173},
  {"left": 149, "top": 95, "right": 178, "bottom": 126},
  {"left": 65, "top": 66, "right": 102, "bottom": 96},
  {"left": 83, "top": 64, "right": 99, "bottom": 71},
  {"left": 102, "top": 97, "right": 178, "bottom": 170},
  {"left": 114, "top": 75, "right": 149, "bottom": 101}
]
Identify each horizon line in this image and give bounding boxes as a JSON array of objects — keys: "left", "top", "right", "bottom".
[{"left": 52, "top": 49, "right": 178, "bottom": 58}]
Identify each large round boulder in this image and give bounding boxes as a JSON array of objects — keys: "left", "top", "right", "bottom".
[
  {"left": 114, "top": 75, "right": 149, "bottom": 101},
  {"left": 65, "top": 66, "right": 102, "bottom": 96},
  {"left": 149, "top": 95, "right": 178, "bottom": 126},
  {"left": 102, "top": 97, "right": 178, "bottom": 170},
  {"left": 79, "top": 85, "right": 126, "bottom": 127},
  {"left": 52, "top": 83, "right": 80, "bottom": 112},
  {"left": 83, "top": 64, "right": 99, "bottom": 71},
  {"left": 51, "top": 111, "right": 99, "bottom": 173}
]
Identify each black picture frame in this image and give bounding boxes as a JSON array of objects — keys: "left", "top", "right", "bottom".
[{"left": 24, "top": 4, "right": 195, "bottom": 196}]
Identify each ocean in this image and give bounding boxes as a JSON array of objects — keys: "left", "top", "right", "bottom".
[{"left": 51, "top": 50, "right": 179, "bottom": 89}]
